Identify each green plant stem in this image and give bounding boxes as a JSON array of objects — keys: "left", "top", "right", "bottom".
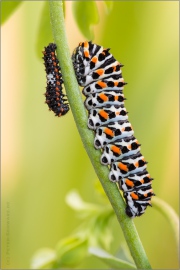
[{"left": 49, "top": 1, "right": 152, "bottom": 269}]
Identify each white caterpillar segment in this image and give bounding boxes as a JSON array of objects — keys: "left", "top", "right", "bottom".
[
  {"left": 119, "top": 170, "right": 153, "bottom": 192},
  {"left": 100, "top": 136, "right": 140, "bottom": 165},
  {"left": 88, "top": 105, "right": 128, "bottom": 130},
  {"left": 84, "top": 91, "right": 125, "bottom": 110},
  {"left": 94, "top": 121, "right": 134, "bottom": 149},
  {"left": 109, "top": 153, "right": 147, "bottom": 182},
  {"left": 83, "top": 77, "right": 125, "bottom": 96}
]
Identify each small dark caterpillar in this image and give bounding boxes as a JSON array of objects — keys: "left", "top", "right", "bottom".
[
  {"left": 42, "top": 43, "right": 69, "bottom": 117},
  {"left": 72, "top": 41, "right": 155, "bottom": 218}
]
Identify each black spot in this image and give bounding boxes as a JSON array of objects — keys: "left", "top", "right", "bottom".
[
  {"left": 107, "top": 81, "right": 114, "bottom": 87},
  {"left": 125, "top": 126, "right": 132, "bottom": 131},
  {"left": 85, "top": 86, "right": 90, "bottom": 93},
  {"left": 115, "top": 65, "right": 121, "bottom": 71},
  {"left": 98, "top": 129, "right": 103, "bottom": 135},
  {"left": 118, "top": 96, "right": 124, "bottom": 102},
  {"left": 92, "top": 110, "right": 97, "bottom": 116},
  {"left": 126, "top": 206, "right": 133, "bottom": 218},
  {"left": 115, "top": 129, "right": 121, "bottom": 136},
  {"left": 129, "top": 164, "right": 136, "bottom": 171},
  {"left": 109, "top": 111, "right": 116, "bottom": 118},
  {"left": 120, "top": 169, "right": 128, "bottom": 174},
  {"left": 88, "top": 119, "right": 94, "bottom": 127},
  {"left": 99, "top": 114, "right": 107, "bottom": 122},
  {"left": 98, "top": 53, "right": 105, "bottom": 61},
  {"left": 95, "top": 139, "right": 101, "bottom": 147},
  {"left": 108, "top": 95, "right": 114, "bottom": 101},
  {"left": 131, "top": 142, "right": 138, "bottom": 150},
  {"left": 88, "top": 100, "right": 92, "bottom": 106},
  {"left": 101, "top": 156, "right": 108, "bottom": 164},
  {"left": 97, "top": 96, "right": 104, "bottom": 103},
  {"left": 110, "top": 174, "right": 116, "bottom": 181},
  {"left": 139, "top": 160, "right": 145, "bottom": 167},
  {"left": 95, "top": 83, "right": 102, "bottom": 89},
  {"left": 121, "top": 146, "right": 128, "bottom": 154},
  {"left": 90, "top": 62, "right": 95, "bottom": 69},
  {"left": 92, "top": 72, "right": 100, "bottom": 80},
  {"left": 120, "top": 110, "right": 127, "bottom": 116},
  {"left": 105, "top": 67, "right": 114, "bottom": 74}
]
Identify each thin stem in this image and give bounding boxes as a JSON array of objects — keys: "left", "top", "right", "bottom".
[{"left": 49, "top": 1, "right": 152, "bottom": 269}]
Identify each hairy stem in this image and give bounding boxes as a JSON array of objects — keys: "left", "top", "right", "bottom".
[{"left": 49, "top": 1, "right": 152, "bottom": 269}]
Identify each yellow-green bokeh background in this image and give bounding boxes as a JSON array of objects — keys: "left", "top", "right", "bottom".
[{"left": 2, "top": 1, "right": 179, "bottom": 269}]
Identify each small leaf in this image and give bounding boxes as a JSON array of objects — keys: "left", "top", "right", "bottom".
[
  {"left": 92, "top": 211, "right": 114, "bottom": 249},
  {"left": 66, "top": 190, "right": 101, "bottom": 213},
  {"left": 72, "top": 1, "right": 99, "bottom": 40},
  {"left": 1, "top": 1, "right": 22, "bottom": 25},
  {"left": 31, "top": 248, "right": 56, "bottom": 269},
  {"left": 36, "top": 2, "right": 53, "bottom": 59},
  {"left": 56, "top": 235, "right": 88, "bottom": 267},
  {"left": 115, "top": 244, "right": 134, "bottom": 264},
  {"left": 89, "top": 247, "right": 136, "bottom": 269},
  {"left": 153, "top": 197, "right": 179, "bottom": 250},
  {"left": 103, "top": 1, "right": 113, "bottom": 14}
]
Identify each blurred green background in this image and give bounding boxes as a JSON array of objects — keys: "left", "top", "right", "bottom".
[{"left": 2, "top": 1, "right": 179, "bottom": 269}]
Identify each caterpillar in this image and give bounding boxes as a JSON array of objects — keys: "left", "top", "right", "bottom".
[
  {"left": 42, "top": 43, "right": 69, "bottom": 117},
  {"left": 72, "top": 41, "right": 155, "bottom": 218}
]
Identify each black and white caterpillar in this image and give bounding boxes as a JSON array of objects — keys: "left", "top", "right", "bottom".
[
  {"left": 43, "top": 43, "right": 69, "bottom": 117},
  {"left": 72, "top": 41, "right": 155, "bottom": 218}
]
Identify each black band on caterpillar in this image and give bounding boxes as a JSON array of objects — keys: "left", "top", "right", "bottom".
[
  {"left": 43, "top": 43, "right": 69, "bottom": 117},
  {"left": 72, "top": 41, "right": 155, "bottom": 218}
]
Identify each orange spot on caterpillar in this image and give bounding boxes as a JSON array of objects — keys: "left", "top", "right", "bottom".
[
  {"left": 104, "top": 128, "right": 114, "bottom": 137},
  {"left": 84, "top": 41, "right": 88, "bottom": 48},
  {"left": 131, "top": 192, "right": 139, "bottom": 200},
  {"left": 91, "top": 56, "right": 98, "bottom": 63},
  {"left": 118, "top": 163, "right": 128, "bottom": 172},
  {"left": 99, "top": 93, "right": 108, "bottom": 102},
  {"left": 134, "top": 162, "right": 139, "bottom": 167},
  {"left": 115, "top": 95, "right": 119, "bottom": 101},
  {"left": 99, "top": 110, "right": 108, "bottom": 119},
  {"left": 96, "top": 69, "right": 104, "bottom": 76},
  {"left": 127, "top": 144, "right": 131, "bottom": 150},
  {"left": 125, "top": 179, "right": 134, "bottom": 187},
  {"left": 97, "top": 81, "right": 107, "bottom": 88},
  {"left": 111, "top": 145, "right": 121, "bottom": 154},
  {"left": 114, "top": 81, "right": 118, "bottom": 86},
  {"left": 84, "top": 51, "right": 89, "bottom": 58}
]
